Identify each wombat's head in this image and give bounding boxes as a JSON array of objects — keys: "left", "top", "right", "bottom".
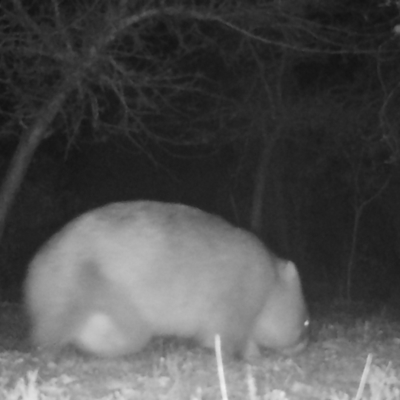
[{"left": 252, "top": 260, "right": 309, "bottom": 354}]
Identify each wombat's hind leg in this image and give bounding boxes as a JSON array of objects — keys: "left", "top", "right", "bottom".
[
  {"left": 71, "top": 260, "right": 152, "bottom": 357},
  {"left": 72, "top": 309, "right": 151, "bottom": 357}
]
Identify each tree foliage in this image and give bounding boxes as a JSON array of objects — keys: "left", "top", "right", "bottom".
[{"left": 1, "top": 0, "right": 400, "bottom": 300}]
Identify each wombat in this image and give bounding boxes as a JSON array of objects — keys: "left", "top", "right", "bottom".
[{"left": 24, "top": 201, "right": 309, "bottom": 359}]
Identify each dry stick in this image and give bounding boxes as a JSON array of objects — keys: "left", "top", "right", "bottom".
[
  {"left": 246, "top": 365, "right": 258, "bottom": 400},
  {"left": 354, "top": 354, "right": 373, "bottom": 400},
  {"left": 215, "top": 335, "right": 229, "bottom": 400}
]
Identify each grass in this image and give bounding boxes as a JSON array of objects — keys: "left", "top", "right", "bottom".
[{"left": 0, "top": 302, "right": 400, "bottom": 399}]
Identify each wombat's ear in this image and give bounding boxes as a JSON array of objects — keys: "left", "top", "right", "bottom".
[{"left": 281, "top": 261, "right": 300, "bottom": 279}]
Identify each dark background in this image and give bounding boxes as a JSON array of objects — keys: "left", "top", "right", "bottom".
[{"left": 1, "top": 0, "right": 400, "bottom": 306}]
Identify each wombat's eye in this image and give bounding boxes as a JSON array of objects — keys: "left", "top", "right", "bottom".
[{"left": 304, "top": 319, "right": 310, "bottom": 328}]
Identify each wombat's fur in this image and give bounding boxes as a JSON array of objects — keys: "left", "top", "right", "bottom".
[{"left": 24, "top": 201, "right": 309, "bottom": 359}]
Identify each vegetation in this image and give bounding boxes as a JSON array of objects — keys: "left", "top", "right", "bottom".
[{"left": 1, "top": 303, "right": 400, "bottom": 399}]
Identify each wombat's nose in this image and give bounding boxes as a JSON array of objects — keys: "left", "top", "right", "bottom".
[{"left": 283, "top": 318, "right": 310, "bottom": 355}]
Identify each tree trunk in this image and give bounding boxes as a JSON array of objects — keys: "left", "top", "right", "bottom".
[
  {"left": 343, "top": 173, "right": 391, "bottom": 301},
  {"left": 250, "top": 126, "right": 282, "bottom": 234},
  {"left": 344, "top": 205, "right": 363, "bottom": 301},
  {"left": 0, "top": 88, "right": 70, "bottom": 244},
  {"left": 250, "top": 136, "right": 271, "bottom": 233}
]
